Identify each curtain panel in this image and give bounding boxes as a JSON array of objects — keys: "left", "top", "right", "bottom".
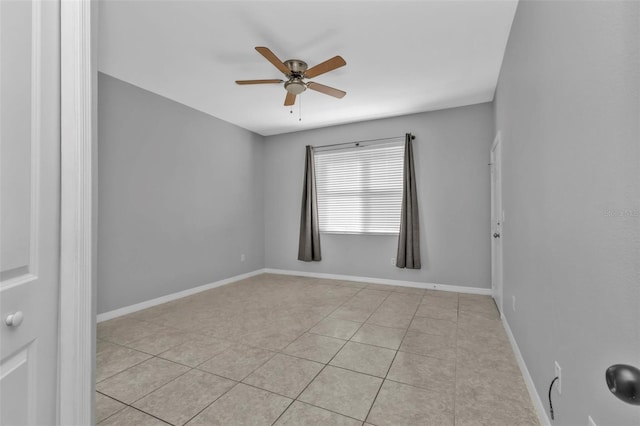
[
  {"left": 396, "top": 133, "right": 421, "bottom": 269},
  {"left": 298, "top": 145, "right": 322, "bottom": 261}
]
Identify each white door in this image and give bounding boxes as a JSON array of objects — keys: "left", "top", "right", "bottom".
[
  {"left": 490, "top": 133, "right": 503, "bottom": 315},
  {"left": 0, "top": 1, "right": 60, "bottom": 424}
]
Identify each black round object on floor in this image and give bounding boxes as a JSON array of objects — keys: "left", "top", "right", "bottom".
[{"left": 606, "top": 364, "right": 640, "bottom": 405}]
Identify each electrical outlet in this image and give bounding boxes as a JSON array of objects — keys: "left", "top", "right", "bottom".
[
  {"left": 555, "top": 361, "right": 562, "bottom": 394},
  {"left": 390, "top": 257, "right": 396, "bottom": 266},
  {"left": 240, "top": 254, "right": 246, "bottom": 262},
  {"left": 512, "top": 295, "right": 516, "bottom": 312},
  {"left": 588, "top": 416, "right": 596, "bottom": 426}
]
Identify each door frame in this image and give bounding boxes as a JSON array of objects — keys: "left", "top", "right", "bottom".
[
  {"left": 490, "top": 132, "right": 504, "bottom": 316},
  {"left": 58, "top": 0, "right": 96, "bottom": 424}
]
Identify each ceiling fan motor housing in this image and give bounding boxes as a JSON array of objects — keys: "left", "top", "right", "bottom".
[{"left": 284, "top": 59, "right": 308, "bottom": 74}]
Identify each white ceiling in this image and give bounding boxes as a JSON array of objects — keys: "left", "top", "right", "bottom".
[{"left": 99, "top": 1, "right": 518, "bottom": 136}]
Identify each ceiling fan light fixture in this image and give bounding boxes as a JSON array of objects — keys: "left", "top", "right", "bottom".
[{"left": 285, "top": 79, "right": 307, "bottom": 95}]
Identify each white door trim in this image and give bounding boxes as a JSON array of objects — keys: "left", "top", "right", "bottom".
[
  {"left": 59, "top": 0, "right": 96, "bottom": 424},
  {"left": 490, "top": 131, "right": 503, "bottom": 314},
  {"left": 490, "top": 130, "right": 501, "bottom": 153}
]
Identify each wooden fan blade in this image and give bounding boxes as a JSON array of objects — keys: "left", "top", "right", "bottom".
[
  {"left": 236, "top": 79, "right": 283, "bottom": 85},
  {"left": 255, "top": 46, "right": 290, "bottom": 75},
  {"left": 307, "top": 82, "right": 346, "bottom": 99},
  {"left": 284, "top": 92, "right": 296, "bottom": 106},
  {"left": 304, "top": 56, "right": 346, "bottom": 79}
]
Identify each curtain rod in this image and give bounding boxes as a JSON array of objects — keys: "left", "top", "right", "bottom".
[{"left": 313, "top": 134, "right": 415, "bottom": 152}]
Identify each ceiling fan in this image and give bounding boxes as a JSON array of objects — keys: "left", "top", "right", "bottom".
[{"left": 236, "top": 46, "right": 347, "bottom": 106}]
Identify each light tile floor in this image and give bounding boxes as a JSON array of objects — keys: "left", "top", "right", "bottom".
[{"left": 96, "top": 274, "right": 539, "bottom": 425}]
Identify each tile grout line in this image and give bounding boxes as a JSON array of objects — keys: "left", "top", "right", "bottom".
[
  {"left": 96, "top": 354, "right": 184, "bottom": 389},
  {"left": 362, "top": 289, "right": 425, "bottom": 424},
  {"left": 271, "top": 287, "right": 397, "bottom": 425},
  {"left": 95, "top": 354, "right": 152, "bottom": 384},
  {"left": 99, "top": 350, "right": 250, "bottom": 425},
  {"left": 95, "top": 391, "right": 127, "bottom": 425},
  {"left": 96, "top": 389, "right": 174, "bottom": 425},
  {"left": 268, "top": 285, "right": 383, "bottom": 425},
  {"left": 178, "top": 380, "right": 243, "bottom": 426},
  {"left": 278, "top": 400, "right": 366, "bottom": 424},
  {"left": 107, "top": 359, "right": 194, "bottom": 420}
]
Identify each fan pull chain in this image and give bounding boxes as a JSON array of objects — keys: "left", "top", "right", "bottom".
[{"left": 299, "top": 95, "right": 302, "bottom": 122}]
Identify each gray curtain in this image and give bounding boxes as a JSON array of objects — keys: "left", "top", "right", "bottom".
[
  {"left": 298, "top": 145, "right": 322, "bottom": 261},
  {"left": 396, "top": 134, "right": 421, "bottom": 269}
]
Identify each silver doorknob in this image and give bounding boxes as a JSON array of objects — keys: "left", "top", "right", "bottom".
[
  {"left": 493, "top": 233, "right": 501, "bottom": 238},
  {"left": 5, "top": 311, "right": 24, "bottom": 327}
]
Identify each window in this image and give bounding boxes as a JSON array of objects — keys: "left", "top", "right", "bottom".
[{"left": 314, "top": 140, "right": 404, "bottom": 234}]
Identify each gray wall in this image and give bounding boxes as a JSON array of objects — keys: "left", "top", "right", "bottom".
[
  {"left": 264, "top": 104, "right": 494, "bottom": 289},
  {"left": 97, "top": 73, "right": 265, "bottom": 314},
  {"left": 494, "top": 1, "right": 640, "bottom": 425}
]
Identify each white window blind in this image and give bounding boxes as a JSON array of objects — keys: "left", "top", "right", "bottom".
[{"left": 314, "top": 140, "right": 405, "bottom": 234}]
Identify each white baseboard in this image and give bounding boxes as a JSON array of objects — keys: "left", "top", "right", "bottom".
[
  {"left": 97, "top": 269, "right": 267, "bottom": 323},
  {"left": 501, "top": 313, "right": 551, "bottom": 426},
  {"left": 263, "top": 268, "right": 492, "bottom": 295}
]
